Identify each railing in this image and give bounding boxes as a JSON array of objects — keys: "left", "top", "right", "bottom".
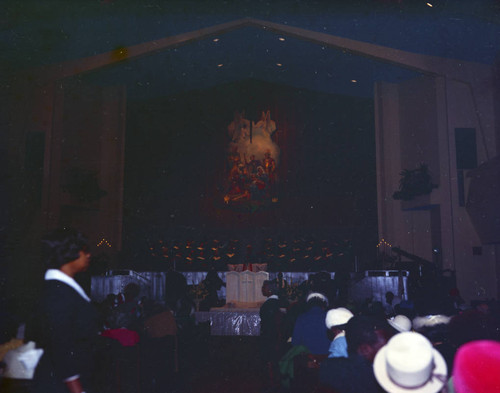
[
  {"left": 391, "top": 247, "right": 433, "bottom": 265},
  {"left": 107, "top": 269, "right": 151, "bottom": 282}
]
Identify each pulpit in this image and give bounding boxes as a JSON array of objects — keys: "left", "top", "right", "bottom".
[{"left": 225, "top": 270, "right": 269, "bottom": 305}]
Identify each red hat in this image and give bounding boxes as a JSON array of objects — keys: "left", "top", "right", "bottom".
[{"left": 453, "top": 340, "right": 500, "bottom": 393}]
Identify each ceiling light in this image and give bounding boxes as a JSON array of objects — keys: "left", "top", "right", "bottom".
[
  {"left": 351, "top": 79, "right": 357, "bottom": 83},
  {"left": 276, "top": 63, "right": 282, "bottom": 67},
  {"left": 426, "top": 2, "right": 433, "bottom": 7},
  {"left": 213, "top": 38, "right": 219, "bottom": 42},
  {"left": 278, "top": 37, "right": 285, "bottom": 41},
  {"left": 218, "top": 64, "right": 223, "bottom": 67}
]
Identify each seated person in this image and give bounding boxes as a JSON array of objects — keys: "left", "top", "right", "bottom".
[
  {"left": 373, "top": 332, "right": 448, "bottom": 393},
  {"left": 260, "top": 280, "right": 283, "bottom": 358},
  {"left": 325, "top": 307, "right": 354, "bottom": 358},
  {"left": 319, "top": 315, "right": 394, "bottom": 393},
  {"left": 260, "top": 280, "right": 285, "bottom": 389},
  {"left": 292, "top": 293, "right": 330, "bottom": 355},
  {"left": 453, "top": 340, "right": 500, "bottom": 393},
  {"left": 383, "top": 291, "right": 400, "bottom": 317}
]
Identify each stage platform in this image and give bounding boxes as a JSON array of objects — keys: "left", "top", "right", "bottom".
[
  {"left": 90, "top": 270, "right": 326, "bottom": 302},
  {"left": 90, "top": 270, "right": 409, "bottom": 308}
]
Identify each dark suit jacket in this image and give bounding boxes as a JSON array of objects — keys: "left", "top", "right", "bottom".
[
  {"left": 319, "top": 354, "right": 384, "bottom": 393},
  {"left": 31, "top": 280, "right": 99, "bottom": 393},
  {"left": 259, "top": 297, "right": 283, "bottom": 361}
]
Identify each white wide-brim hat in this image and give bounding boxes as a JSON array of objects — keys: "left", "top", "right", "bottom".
[
  {"left": 412, "top": 315, "right": 451, "bottom": 331},
  {"left": 388, "top": 315, "right": 412, "bottom": 332},
  {"left": 325, "top": 307, "right": 354, "bottom": 329},
  {"left": 373, "top": 332, "right": 447, "bottom": 393}
]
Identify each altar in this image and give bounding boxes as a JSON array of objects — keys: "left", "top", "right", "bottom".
[{"left": 195, "top": 307, "right": 261, "bottom": 336}]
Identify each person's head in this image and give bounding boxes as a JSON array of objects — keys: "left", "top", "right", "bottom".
[
  {"left": 385, "top": 291, "right": 395, "bottom": 304},
  {"left": 418, "top": 323, "right": 450, "bottom": 346},
  {"left": 306, "top": 292, "right": 329, "bottom": 310},
  {"left": 103, "top": 293, "right": 116, "bottom": 307},
  {"left": 453, "top": 340, "right": 500, "bottom": 393},
  {"left": 373, "top": 332, "right": 448, "bottom": 393},
  {"left": 475, "top": 301, "right": 490, "bottom": 315},
  {"left": 42, "top": 227, "right": 90, "bottom": 273},
  {"left": 310, "top": 271, "right": 331, "bottom": 294},
  {"left": 326, "top": 307, "right": 353, "bottom": 329},
  {"left": 346, "top": 315, "right": 393, "bottom": 362},
  {"left": 262, "top": 280, "right": 278, "bottom": 297},
  {"left": 123, "top": 283, "right": 141, "bottom": 302},
  {"left": 326, "top": 307, "right": 354, "bottom": 338},
  {"left": 206, "top": 267, "right": 218, "bottom": 279},
  {"left": 387, "top": 315, "right": 412, "bottom": 333},
  {"left": 412, "top": 314, "right": 451, "bottom": 331}
]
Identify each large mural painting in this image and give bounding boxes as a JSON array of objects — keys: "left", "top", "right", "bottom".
[{"left": 222, "top": 110, "right": 281, "bottom": 211}]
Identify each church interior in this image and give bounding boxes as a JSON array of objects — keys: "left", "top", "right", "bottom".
[{"left": 2, "top": 1, "right": 500, "bottom": 392}]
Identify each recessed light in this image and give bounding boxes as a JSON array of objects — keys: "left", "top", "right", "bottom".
[
  {"left": 276, "top": 63, "right": 283, "bottom": 67},
  {"left": 426, "top": 2, "right": 433, "bottom": 7},
  {"left": 213, "top": 38, "right": 219, "bottom": 42},
  {"left": 218, "top": 64, "right": 223, "bottom": 67},
  {"left": 278, "top": 37, "right": 285, "bottom": 41},
  {"left": 351, "top": 79, "right": 357, "bottom": 83}
]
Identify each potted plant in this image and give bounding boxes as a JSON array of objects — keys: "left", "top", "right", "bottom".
[{"left": 393, "top": 163, "right": 437, "bottom": 201}]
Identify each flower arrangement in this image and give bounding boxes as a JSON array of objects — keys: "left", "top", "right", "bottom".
[
  {"left": 188, "top": 282, "right": 209, "bottom": 300},
  {"left": 285, "top": 282, "right": 306, "bottom": 302}
]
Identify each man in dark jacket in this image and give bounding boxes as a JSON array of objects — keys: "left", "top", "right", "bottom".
[{"left": 260, "top": 280, "right": 284, "bottom": 389}]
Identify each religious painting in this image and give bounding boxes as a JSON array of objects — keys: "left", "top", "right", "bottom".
[{"left": 221, "top": 109, "right": 281, "bottom": 212}]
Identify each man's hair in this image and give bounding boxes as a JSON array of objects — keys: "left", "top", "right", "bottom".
[
  {"left": 42, "top": 227, "right": 89, "bottom": 269},
  {"left": 123, "top": 283, "right": 141, "bottom": 301},
  {"left": 345, "top": 315, "right": 390, "bottom": 355}
]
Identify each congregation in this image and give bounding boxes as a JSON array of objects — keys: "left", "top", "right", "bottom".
[
  {"left": 0, "top": 228, "right": 499, "bottom": 393},
  {"left": 259, "top": 277, "right": 500, "bottom": 393}
]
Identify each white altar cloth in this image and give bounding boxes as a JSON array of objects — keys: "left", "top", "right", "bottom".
[{"left": 195, "top": 307, "right": 261, "bottom": 336}]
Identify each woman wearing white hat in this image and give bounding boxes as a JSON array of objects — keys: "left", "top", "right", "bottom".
[
  {"left": 325, "top": 307, "right": 354, "bottom": 358},
  {"left": 373, "top": 331, "right": 448, "bottom": 393},
  {"left": 387, "top": 315, "right": 412, "bottom": 333}
]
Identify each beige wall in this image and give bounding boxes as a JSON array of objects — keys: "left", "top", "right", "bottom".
[
  {"left": 7, "top": 77, "right": 126, "bottom": 252},
  {"left": 444, "top": 77, "right": 498, "bottom": 301},
  {"left": 376, "top": 68, "right": 499, "bottom": 302}
]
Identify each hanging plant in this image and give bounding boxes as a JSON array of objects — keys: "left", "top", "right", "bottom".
[{"left": 392, "top": 163, "right": 437, "bottom": 201}]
